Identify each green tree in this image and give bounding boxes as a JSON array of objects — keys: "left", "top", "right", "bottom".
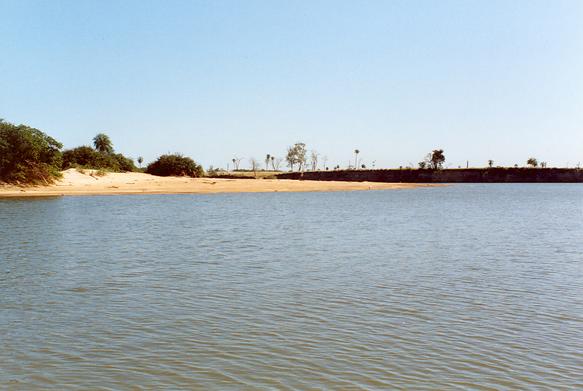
[
  {"left": 137, "top": 156, "right": 143, "bottom": 168},
  {"left": 93, "top": 133, "right": 113, "bottom": 154},
  {"left": 62, "top": 146, "right": 136, "bottom": 172},
  {"left": 0, "top": 119, "right": 63, "bottom": 184},
  {"left": 146, "top": 154, "right": 204, "bottom": 177}
]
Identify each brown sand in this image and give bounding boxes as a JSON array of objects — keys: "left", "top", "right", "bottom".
[{"left": 0, "top": 169, "right": 438, "bottom": 197}]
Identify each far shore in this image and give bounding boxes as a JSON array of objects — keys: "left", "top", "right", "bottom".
[{"left": 0, "top": 169, "right": 439, "bottom": 198}]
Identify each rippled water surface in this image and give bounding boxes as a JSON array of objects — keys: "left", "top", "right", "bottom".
[{"left": 1, "top": 185, "right": 583, "bottom": 389}]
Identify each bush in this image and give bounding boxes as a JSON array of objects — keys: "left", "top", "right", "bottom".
[
  {"left": 0, "top": 120, "right": 63, "bottom": 184},
  {"left": 62, "top": 146, "right": 136, "bottom": 172},
  {"left": 146, "top": 154, "right": 204, "bottom": 177},
  {"left": 113, "top": 153, "right": 136, "bottom": 172}
]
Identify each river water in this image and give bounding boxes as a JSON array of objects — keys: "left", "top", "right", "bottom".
[{"left": 1, "top": 185, "right": 582, "bottom": 389}]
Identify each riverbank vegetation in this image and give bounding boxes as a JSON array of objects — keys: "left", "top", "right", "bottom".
[
  {"left": 0, "top": 119, "right": 63, "bottom": 184},
  {"left": 62, "top": 133, "right": 137, "bottom": 172},
  {"left": 0, "top": 119, "right": 202, "bottom": 185},
  {"left": 1, "top": 118, "right": 578, "bottom": 185},
  {"left": 146, "top": 154, "right": 204, "bottom": 177}
]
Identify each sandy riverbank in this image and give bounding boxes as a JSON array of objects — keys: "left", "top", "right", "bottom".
[{"left": 0, "top": 169, "right": 439, "bottom": 197}]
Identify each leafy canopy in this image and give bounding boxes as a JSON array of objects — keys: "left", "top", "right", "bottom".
[
  {"left": 62, "top": 134, "right": 136, "bottom": 172},
  {"left": 0, "top": 119, "right": 63, "bottom": 184},
  {"left": 93, "top": 133, "right": 114, "bottom": 154},
  {"left": 146, "top": 154, "right": 204, "bottom": 177}
]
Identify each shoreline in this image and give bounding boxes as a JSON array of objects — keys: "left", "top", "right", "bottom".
[{"left": 0, "top": 169, "right": 439, "bottom": 198}]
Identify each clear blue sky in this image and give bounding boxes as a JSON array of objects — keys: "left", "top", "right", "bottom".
[{"left": 2, "top": 0, "right": 582, "bottom": 169}]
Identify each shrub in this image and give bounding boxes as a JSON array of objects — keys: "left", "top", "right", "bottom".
[
  {"left": 0, "top": 120, "right": 63, "bottom": 184},
  {"left": 62, "top": 146, "right": 136, "bottom": 172},
  {"left": 146, "top": 154, "right": 204, "bottom": 177},
  {"left": 113, "top": 153, "right": 136, "bottom": 172}
]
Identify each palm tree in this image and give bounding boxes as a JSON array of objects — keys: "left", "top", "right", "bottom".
[
  {"left": 271, "top": 156, "right": 275, "bottom": 170},
  {"left": 265, "top": 154, "right": 271, "bottom": 170},
  {"left": 488, "top": 159, "right": 494, "bottom": 168},
  {"left": 137, "top": 156, "right": 143, "bottom": 168},
  {"left": 354, "top": 149, "right": 360, "bottom": 170},
  {"left": 93, "top": 133, "right": 113, "bottom": 154}
]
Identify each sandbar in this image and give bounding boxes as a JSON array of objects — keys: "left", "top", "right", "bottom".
[{"left": 0, "top": 169, "right": 439, "bottom": 197}]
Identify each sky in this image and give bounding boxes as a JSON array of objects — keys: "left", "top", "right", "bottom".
[{"left": 1, "top": 0, "right": 582, "bottom": 169}]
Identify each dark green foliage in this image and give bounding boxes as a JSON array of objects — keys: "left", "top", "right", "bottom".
[
  {"left": 63, "top": 146, "right": 102, "bottom": 168},
  {"left": 146, "top": 154, "right": 204, "bottom": 177},
  {"left": 0, "top": 120, "right": 63, "bottom": 184},
  {"left": 62, "top": 131, "right": 136, "bottom": 173},
  {"left": 93, "top": 133, "right": 113, "bottom": 154},
  {"left": 113, "top": 153, "right": 136, "bottom": 172},
  {"left": 62, "top": 146, "right": 136, "bottom": 172}
]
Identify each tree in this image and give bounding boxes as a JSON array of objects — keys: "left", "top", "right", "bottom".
[
  {"left": 488, "top": 159, "right": 494, "bottom": 168},
  {"left": 310, "top": 150, "right": 319, "bottom": 171},
  {"left": 429, "top": 149, "right": 445, "bottom": 169},
  {"left": 146, "top": 154, "right": 203, "bottom": 177},
  {"left": 113, "top": 153, "right": 136, "bottom": 172},
  {"left": 418, "top": 153, "right": 431, "bottom": 169},
  {"left": 93, "top": 133, "right": 113, "bottom": 154},
  {"left": 249, "top": 157, "right": 260, "bottom": 178},
  {"left": 540, "top": 161, "right": 547, "bottom": 168},
  {"left": 271, "top": 156, "right": 276, "bottom": 170},
  {"left": 265, "top": 154, "right": 271, "bottom": 170},
  {"left": 273, "top": 157, "right": 283, "bottom": 171},
  {"left": 354, "top": 149, "right": 360, "bottom": 170},
  {"left": 137, "top": 156, "right": 143, "bottom": 168},
  {"left": 62, "top": 146, "right": 136, "bottom": 172},
  {"left": 232, "top": 157, "right": 242, "bottom": 170},
  {"left": 0, "top": 119, "right": 63, "bottom": 184},
  {"left": 286, "top": 142, "right": 307, "bottom": 171},
  {"left": 527, "top": 157, "right": 538, "bottom": 168}
]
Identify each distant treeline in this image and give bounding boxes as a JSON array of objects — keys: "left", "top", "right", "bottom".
[
  {"left": 0, "top": 119, "right": 203, "bottom": 184},
  {"left": 277, "top": 168, "right": 583, "bottom": 183}
]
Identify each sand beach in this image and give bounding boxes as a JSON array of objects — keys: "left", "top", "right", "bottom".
[{"left": 0, "top": 169, "right": 437, "bottom": 197}]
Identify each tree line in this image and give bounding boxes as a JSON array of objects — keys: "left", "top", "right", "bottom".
[
  {"left": 0, "top": 118, "right": 562, "bottom": 185},
  {"left": 230, "top": 142, "right": 557, "bottom": 174}
]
